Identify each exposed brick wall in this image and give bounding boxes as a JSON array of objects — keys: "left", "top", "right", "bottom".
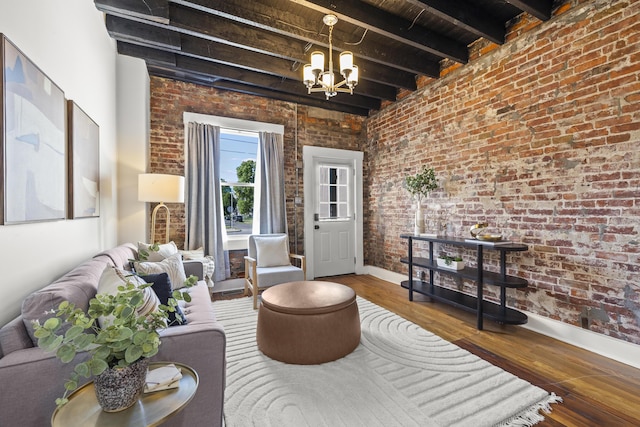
[
  {"left": 365, "top": 0, "right": 640, "bottom": 344},
  {"left": 148, "top": 79, "right": 366, "bottom": 277}
]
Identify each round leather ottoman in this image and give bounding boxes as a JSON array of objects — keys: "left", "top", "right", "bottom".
[{"left": 256, "top": 281, "right": 361, "bottom": 364}]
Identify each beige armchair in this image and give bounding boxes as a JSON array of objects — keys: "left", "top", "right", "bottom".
[{"left": 244, "top": 234, "right": 306, "bottom": 309}]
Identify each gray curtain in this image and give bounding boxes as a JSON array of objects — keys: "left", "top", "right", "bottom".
[
  {"left": 185, "top": 122, "right": 227, "bottom": 282},
  {"left": 258, "top": 131, "right": 287, "bottom": 234}
]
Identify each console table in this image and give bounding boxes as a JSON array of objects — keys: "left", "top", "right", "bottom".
[{"left": 400, "top": 234, "right": 529, "bottom": 330}]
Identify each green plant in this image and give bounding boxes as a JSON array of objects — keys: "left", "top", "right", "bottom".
[
  {"left": 33, "top": 274, "right": 196, "bottom": 408},
  {"left": 438, "top": 254, "right": 463, "bottom": 265},
  {"left": 405, "top": 166, "right": 438, "bottom": 204}
]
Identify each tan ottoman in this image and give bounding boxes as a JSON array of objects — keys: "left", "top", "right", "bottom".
[{"left": 256, "top": 281, "right": 361, "bottom": 364}]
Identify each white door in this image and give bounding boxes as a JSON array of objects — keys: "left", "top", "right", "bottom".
[
  {"left": 313, "top": 162, "right": 356, "bottom": 277},
  {"left": 303, "top": 146, "right": 363, "bottom": 280}
]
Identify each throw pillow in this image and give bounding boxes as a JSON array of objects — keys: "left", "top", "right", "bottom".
[
  {"left": 96, "top": 266, "right": 160, "bottom": 328},
  {"left": 142, "top": 273, "right": 187, "bottom": 326},
  {"left": 138, "top": 241, "right": 179, "bottom": 262},
  {"left": 180, "top": 247, "right": 205, "bottom": 260},
  {"left": 134, "top": 253, "right": 189, "bottom": 289},
  {"left": 254, "top": 235, "right": 290, "bottom": 268}
]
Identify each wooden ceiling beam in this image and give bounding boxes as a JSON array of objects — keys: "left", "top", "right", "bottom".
[
  {"left": 507, "top": 0, "right": 552, "bottom": 21},
  {"left": 118, "top": 42, "right": 381, "bottom": 111},
  {"left": 171, "top": 0, "right": 440, "bottom": 77},
  {"left": 170, "top": 5, "right": 419, "bottom": 89},
  {"left": 94, "top": 0, "right": 170, "bottom": 23},
  {"left": 288, "top": 0, "right": 469, "bottom": 63},
  {"left": 106, "top": 8, "right": 418, "bottom": 90},
  {"left": 404, "top": 0, "right": 505, "bottom": 44},
  {"left": 108, "top": 16, "right": 399, "bottom": 100},
  {"left": 106, "top": 14, "right": 180, "bottom": 49}
]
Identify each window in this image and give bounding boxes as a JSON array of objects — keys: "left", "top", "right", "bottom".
[
  {"left": 183, "top": 112, "right": 285, "bottom": 250},
  {"left": 318, "top": 165, "right": 350, "bottom": 220},
  {"left": 220, "top": 130, "right": 258, "bottom": 236}
]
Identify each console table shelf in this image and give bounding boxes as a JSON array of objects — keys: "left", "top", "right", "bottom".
[{"left": 400, "top": 234, "right": 529, "bottom": 329}]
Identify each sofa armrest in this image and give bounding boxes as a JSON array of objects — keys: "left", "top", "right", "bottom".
[
  {"left": 182, "top": 259, "right": 204, "bottom": 279},
  {"left": 0, "top": 347, "right": 91, "bottom": 426},
  {"left": 155, "top": 282, "right": 226, "bottom": 427}
]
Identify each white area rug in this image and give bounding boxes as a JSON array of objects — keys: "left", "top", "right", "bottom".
[{"left": 215, "top": 296, "right": 561, "bottom": 427}]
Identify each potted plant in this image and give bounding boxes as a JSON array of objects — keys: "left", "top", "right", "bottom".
[
  {"left": 437, "top": 254, "right": 464, "bottom": 270},
  {"left": 405, "top": 166, "right": 438, "bottom": 234},
  {"left": 33, "top": 274, "right": 196, "bottom": 411}
]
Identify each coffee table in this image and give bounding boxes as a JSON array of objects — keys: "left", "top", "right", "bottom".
[{"left": 51, "top": 362, "right": 198, "bottom": 427}]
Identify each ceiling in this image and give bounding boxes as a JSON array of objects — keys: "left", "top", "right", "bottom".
[{"left": 95, "top": 0, "right": 555, "bottom": 116}]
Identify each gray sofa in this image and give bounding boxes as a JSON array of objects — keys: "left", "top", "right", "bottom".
[{"left": 0, "top": 243, "right": 226, "bottom": 426}]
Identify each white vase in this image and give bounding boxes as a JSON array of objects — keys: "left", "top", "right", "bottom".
[{"left": 414, "top": 206, "right": 424, "bottom": 235}]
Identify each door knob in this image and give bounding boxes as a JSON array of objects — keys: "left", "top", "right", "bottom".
[{"left": 314, "top": 225, "right": 320, "bottom": 229}]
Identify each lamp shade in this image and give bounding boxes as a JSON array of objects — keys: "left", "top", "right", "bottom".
[
  {"left": 339, "top": 51, "right": 353, "bottom": 75},
  {"left": 311, "top": 51, "right": 324, "bottom": 73},
  {"left": 138, "top": 173, "right": 185, "bottom": 203}
]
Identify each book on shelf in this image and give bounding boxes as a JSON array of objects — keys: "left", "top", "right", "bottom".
[{"left": 464, "top": 238, "right": 513, "bottom": 246}]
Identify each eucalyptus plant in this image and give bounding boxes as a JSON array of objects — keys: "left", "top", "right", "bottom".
[
  {"left": 405, "top": 166, "right": 438, "bottom": 204},
  {"left": 33, "top": 274, "right": 196, "bottom": 408}
]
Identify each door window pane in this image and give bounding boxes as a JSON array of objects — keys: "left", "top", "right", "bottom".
[{"left": 318, "top": 165, "right": 350, "bottom": 220}]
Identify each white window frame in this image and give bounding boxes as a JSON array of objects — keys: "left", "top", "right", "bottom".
[{"left": 183, "top": 112, "right": 284, "bottom": 250}]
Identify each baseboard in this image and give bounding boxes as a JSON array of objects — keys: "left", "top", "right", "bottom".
[{"left": 363, "top": 265, "right": 640, "bottom": 370}]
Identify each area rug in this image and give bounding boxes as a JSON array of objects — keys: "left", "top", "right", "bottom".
[{"left": 215, "top": 296, "right": 561, "bottom": 427}]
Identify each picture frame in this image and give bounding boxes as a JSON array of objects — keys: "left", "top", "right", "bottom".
[
  {"left": 67, "top": 100, "right": 100, "bottom": 218},
  {"left": 1, "top": 34, "right": 67, "bottom": 224}
]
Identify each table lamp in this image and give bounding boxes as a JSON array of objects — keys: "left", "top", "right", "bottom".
[{"left": 138, "top": 173, "right": 185, "bottom": 243}]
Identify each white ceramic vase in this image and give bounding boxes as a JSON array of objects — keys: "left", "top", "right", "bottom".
[{"left": 414, "top": 205, "right": 424, "bottom": 235}]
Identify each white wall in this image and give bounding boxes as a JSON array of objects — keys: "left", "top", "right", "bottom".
[
  {"left": 0, "top": 1, "right": 119, "bottom": 325},
  {"left": 116, "top": 55, "right": 149, "bottom": 245}
]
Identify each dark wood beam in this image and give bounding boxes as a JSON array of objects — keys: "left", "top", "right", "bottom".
[
  {"left": 118, "top": 42, "right": 381, "bottom": 111},
  {"left": 105, "top": 6, "right": 418, "bottom": 90},
  {"left": 172, "top": 0, "right": 440, "bottom": 77},
  {"left": 108, "top": 15, "right": 399, "bottom": 100},
  {"left": 288, "top": 0, "right": 469, "bottom": 63},
  {"left": 106, "top": 14, "right": 180, "bottom": 49},
  {"left": 169, "top": 4, "right": 421, "bottom": 88},
  {"left": 175, "top": 55, "right": 381, "bottom": 111},
  {"left": 507, "top": 0, "right": 552, "bottom": 21},
  {"left": 405, "top": 0, "right": 505, "bottom": 44},
  {"left": 117, "top": 41, "right": 176, "bottom": 66},
  {"left": 94, "top": 0, "right": 169, "bottom": 23}
]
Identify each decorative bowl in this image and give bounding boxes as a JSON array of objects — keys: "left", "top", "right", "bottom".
[
  {"left": 469, "top": 223, "right": 488, "bottom": 239},
  {"left": 475, "top": 233, "right": 503, "bottom": 242}
]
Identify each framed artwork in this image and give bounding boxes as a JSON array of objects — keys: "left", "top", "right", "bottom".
[
  {"left": 67, "top": 100, "right": 100, "bottom": 218},
  {"left": 1, "top": 34, "right": 66, "bottom": 224}
]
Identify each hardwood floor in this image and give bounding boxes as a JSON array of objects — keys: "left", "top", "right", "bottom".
[
  {"left": 213, "top": 274, "right": 640, "bottom": 426},
  {"left": 324, "top": 274, "right": 640, "bottom": 427}
]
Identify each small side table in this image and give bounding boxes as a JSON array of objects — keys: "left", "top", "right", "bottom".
[{"left": 51, "top": 362, "right": 198, "bottom": 427}]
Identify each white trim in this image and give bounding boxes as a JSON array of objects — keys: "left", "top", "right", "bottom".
[
  {"left": 304, "top": 146, "right": 364, "bottom": 279},
  {"left": 182, "top": 112, "right": 284, "bottom": 134},
  {"left": 363, "top": 265, "right": 640, "bottom": 370}
]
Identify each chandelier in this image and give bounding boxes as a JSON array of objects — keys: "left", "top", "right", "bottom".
[{"left": 303, "top": 14, "right": 359, "bottom": 100}]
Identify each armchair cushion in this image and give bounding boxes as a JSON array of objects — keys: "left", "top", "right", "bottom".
[
  {"left": 253, "top": 235, "right": 290, "bottom": 268},
  {"left": 255, "top": 265, "right": 305, "bottom": 288}
]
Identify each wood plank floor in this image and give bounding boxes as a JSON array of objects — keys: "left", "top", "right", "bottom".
[{"left": 213, "top": 274, "right": 640, "bottom": 426}]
